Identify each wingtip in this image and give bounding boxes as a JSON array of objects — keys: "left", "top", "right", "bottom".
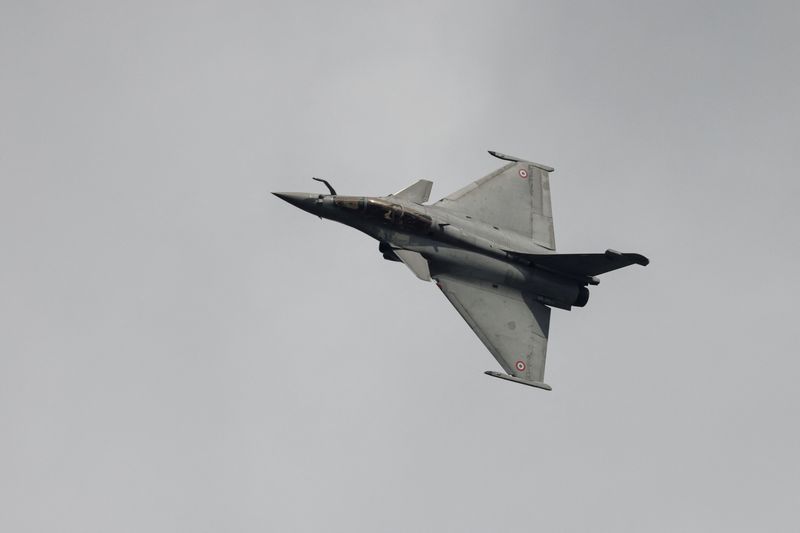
[
  {"left": 488, "top": 150, "right": 520, "bottom": 162},
  {"left": 484, "top": 371, "right": 552, "bottom": 391},
  {"left": 487, "top": 150, "right": 554, "bottom": 172}
]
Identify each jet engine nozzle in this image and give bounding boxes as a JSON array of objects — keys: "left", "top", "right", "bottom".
[{"left": 574, "top": 286, "right": 590, "bottom": 307}]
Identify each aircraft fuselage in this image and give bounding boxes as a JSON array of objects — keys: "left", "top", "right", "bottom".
[{"left": 273, "top": 192, "right": 587, "bottom": 309}]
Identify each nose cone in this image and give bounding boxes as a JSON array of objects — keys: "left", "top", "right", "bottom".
[{"left": 272, "top": 192, "right": 319, "bottom": 214}]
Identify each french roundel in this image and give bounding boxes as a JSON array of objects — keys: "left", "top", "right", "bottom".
[
  {"left": 518, "top": 168, "right": 528, "bottom": 179},
  {"left": 515, "top": 360, "right": 526, "bottom": 371}
]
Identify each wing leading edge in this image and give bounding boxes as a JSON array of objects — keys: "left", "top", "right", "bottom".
[{"left": 435, "top": 274, "right": 552, "bottom": 390}]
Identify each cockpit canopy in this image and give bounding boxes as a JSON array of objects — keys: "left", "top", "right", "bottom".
[
  {"left": 333, "top": 197, "right": 432, "bottom": 233},
  {"left": 332, "top": 196, "right": 364, "bottom": 211}
]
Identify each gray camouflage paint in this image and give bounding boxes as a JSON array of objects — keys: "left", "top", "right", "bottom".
[{"left": 274, "top": 151, "right": 648, "bottom": 389}]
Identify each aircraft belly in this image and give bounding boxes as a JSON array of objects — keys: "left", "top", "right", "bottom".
[{"left": 424, "top": 245, "right": 580, "bottom": 306}]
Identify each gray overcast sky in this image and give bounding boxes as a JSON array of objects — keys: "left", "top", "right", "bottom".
[{"left": 2, "top": 1, "right": 799, "bottom": 531}]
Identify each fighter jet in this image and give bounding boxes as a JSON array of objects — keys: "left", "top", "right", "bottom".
[{"left": 274, "top": 151, "right": 648, "bottom": 390}]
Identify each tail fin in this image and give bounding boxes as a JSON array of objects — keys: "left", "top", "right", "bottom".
[
  {"left": 510, "top": 249, "right": 649, "bottom": 280},
  {"left": 389, "top": 179, "right": 433, "bottom": 204}
]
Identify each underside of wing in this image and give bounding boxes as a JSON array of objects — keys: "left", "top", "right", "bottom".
[
  {"left": 435, "top": 151, "right": 556, "bottom": 249},
  {"left": 434, "top": 274, "right": 552, "bottom": 388}
]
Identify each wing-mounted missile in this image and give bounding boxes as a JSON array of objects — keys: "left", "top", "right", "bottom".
[
  {"left": 487, "top": 150, "right": 554, "bottom": 172},
  {"left": 484, "top": 371, "right": 552, "bottom": 391}
]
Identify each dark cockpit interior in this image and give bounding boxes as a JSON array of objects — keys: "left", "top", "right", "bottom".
[{"left": 333, "top": 197, "right": 432, "bottom": 233}]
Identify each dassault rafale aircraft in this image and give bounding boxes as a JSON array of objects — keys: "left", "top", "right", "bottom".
[{"left": 274, "top": 151, "right": 648, "bottom": 390}]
